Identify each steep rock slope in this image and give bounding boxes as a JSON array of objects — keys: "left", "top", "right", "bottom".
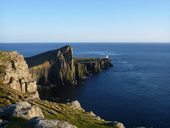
[
  {"left": 0, "top": 51, "right": 39, "bottom": 98},
  {"left": 26, "top": 45, "right": 76, "bottom": 86},
  {"left": 75, "top": 58, "right": 113, "bottom": 81}
]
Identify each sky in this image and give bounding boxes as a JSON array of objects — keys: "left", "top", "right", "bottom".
[{"left": 0, "top": 0, "right": 170, "bottom": 43}]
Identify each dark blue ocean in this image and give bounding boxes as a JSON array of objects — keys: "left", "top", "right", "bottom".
[{"left": 1, "top": 43, "right": 170, "bottom": 128}]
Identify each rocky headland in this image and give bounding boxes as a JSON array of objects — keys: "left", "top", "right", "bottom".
[
  {"left": 0, "top": 46, "right": 126, "bottom": 128},
  {"left": 25, "top": 45, "right": 113, "bottom": 86}
]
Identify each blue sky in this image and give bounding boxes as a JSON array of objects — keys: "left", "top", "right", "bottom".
[{"left": 0, "top": 0, "right": 170, "bottom": 42}]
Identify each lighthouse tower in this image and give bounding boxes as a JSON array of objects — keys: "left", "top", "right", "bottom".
[{"left": 105, "top": 54, "right": 109, "bottom": 59}]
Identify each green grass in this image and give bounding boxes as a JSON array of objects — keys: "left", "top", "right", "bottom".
[
  {"left": 0, "top": 51, "right": 11, "bottom": 62},
  {"left": 29, "top": 100, "right": 112, "bottom": 128}
]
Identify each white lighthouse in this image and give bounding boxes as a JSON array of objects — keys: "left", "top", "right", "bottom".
[{"left": 105, "top": 54, "right": 109, "bottom": 59}]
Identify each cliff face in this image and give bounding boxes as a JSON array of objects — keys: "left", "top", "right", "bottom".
[
  {"left": 0, "top": 51, "right": 39, "bottom": 98},
  {"left": 75, "top": 58, "right": 113, "bottom": 81},
  {"left": 26, "top": 45, "right": 76, "bottom": 86},
  {"left": 50, "top": 45, "right": 75, "bottom": 85},
  {"left": 26, "top": 45, "right": 113, "bottom": 86},
  {"left": 75, "top": 63, "right": 89, "bottom": 80}
]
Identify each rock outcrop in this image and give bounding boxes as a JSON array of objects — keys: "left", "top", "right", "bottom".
[
  {"left": 0, "top": 51, "right": 39, "bottom": 98},
  {"left": 113, "top": 121, "right": 125, "bottom": 128},
  {"left": 70, "top": 100, "right": 84, "bottom": 111},
  {"left": 33, "top": 118, "right": 77, "bottom": 128},
  {"left": 75, "top": 58, "right": 113, "bottom": 81},
  {"left": 89, "top": 111, "right": 104, "bottom": 121},
  {"left": 0, "top": 101, "right": 77, "bottom": 128},
  {"left": 75, "top": 62, "right": 89, "bottom": 80},
  {"left": 0, "top": 101, "right": 44, "bottom": 120},
  {"left": 26, "top": 45, "right": 76, "bottom": 86},
  {"left": 26, "top": 45, "right": 113, "bottom": 86}
]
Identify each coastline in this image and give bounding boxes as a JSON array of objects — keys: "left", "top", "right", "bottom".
[{"left": 0, "top": 46, "right": 120, "bottom": 128}]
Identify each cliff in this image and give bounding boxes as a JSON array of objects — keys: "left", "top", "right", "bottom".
[
  {"left": 0, "top": 51, "right": 39, "bottom": 98},
  {"left": 75, "top": 58, "right": 113, "bottom": 82},
  {"left": 26, "top": 45, "right": 76, "bottom": 86},
  {"left": 26, "top": 45, "right": 113, "bottom": 86}
]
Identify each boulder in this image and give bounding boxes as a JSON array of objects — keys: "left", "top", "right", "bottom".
[
  {"left": 33, "top": 118, "right": 77, "bottom": 128},
  {"left": 113, "top": 121, "right": 125, "bottom": 128},
  {"left": 0, "top": 101, "right": 44, "bottom": 120},
  {"left": 89, "top": 111, "right": 96, "bottom": 117},
  {"left": 89, "top": 111, "right": 103, "bottom": 121},
  {"left": 70, "top": 100, "right": 83, "bottom": 111}
]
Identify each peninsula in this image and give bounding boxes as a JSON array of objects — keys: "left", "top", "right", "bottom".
[{"left": 25, "top": 45, "right": 113, "bottom": 87}]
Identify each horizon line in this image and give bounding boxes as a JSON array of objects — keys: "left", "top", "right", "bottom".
[{"left": 0, "top": 41, "right": 170, "bottom": 44}]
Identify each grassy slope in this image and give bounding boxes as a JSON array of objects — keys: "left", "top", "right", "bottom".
[{"left": 0, "top": 85, "right": 113, "bottom": 128}]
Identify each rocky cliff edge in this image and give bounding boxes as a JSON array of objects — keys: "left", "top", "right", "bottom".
[
  {"left": 26, "top": 45, "right": 76, "bottom": 86},
  {"left": 0, "top": 51, "right": 39, "bottom": 98}
]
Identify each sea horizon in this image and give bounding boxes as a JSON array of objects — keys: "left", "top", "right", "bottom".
[{"left": 1, "top": 42, "right": 170, "bottom": 44}]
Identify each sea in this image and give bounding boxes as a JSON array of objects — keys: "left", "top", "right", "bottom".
[{"left": 1, "top": 43, "right": 170, "bottom": 128}]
